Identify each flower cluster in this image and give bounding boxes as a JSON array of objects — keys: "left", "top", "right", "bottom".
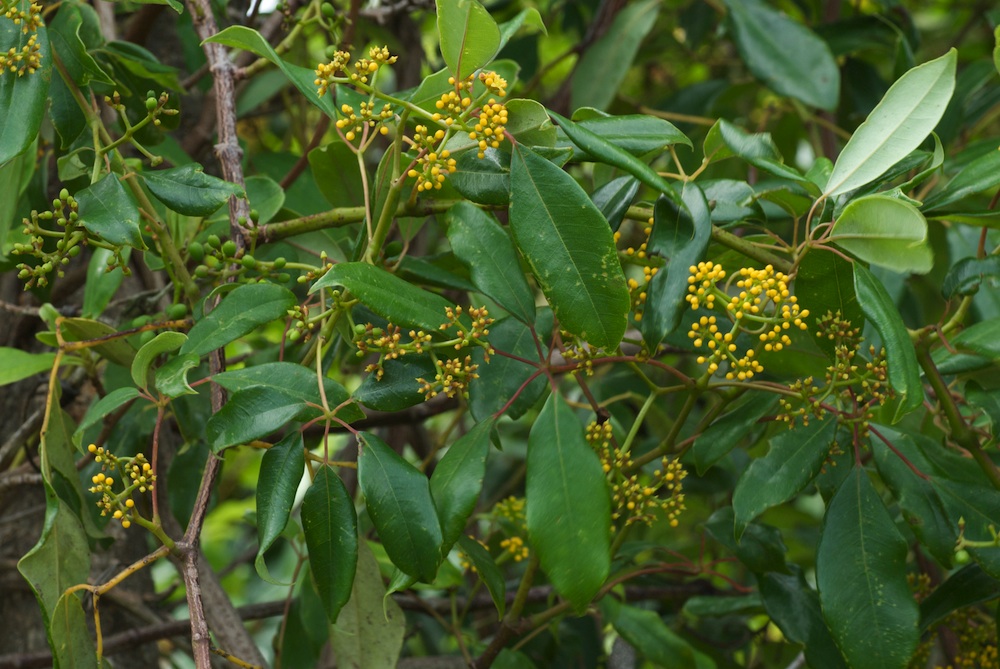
[
  {"left": 469, "top": 99, "right": 508, "bottom": 159},
  {"left": 406, "top": 125, "right": 457, "bottom": 191},
  {"left": 337, "top": 101, "right": 394, "bottom": 142},
  {"left": 493, "top": 496, "right": 530, "bottom": 562},
  {"left": 314, "top": 45, "right": 397, "bottom": 97},
  {"left": 314, "top": 50, "right": 351, "bottom": 97},
  {"left": 687, "top": 263, "right": 809, "bottom": 380},
  {"left": 615, "top": 217, "right": 659, "bottom": 322},
  {"left": 417, "top": 355, "right": 479, "bottom": 399},
  {"left": 586, "top": 421, "right": 687, "bottom": 528},
  {"left": 1, "top": 2, "right": 43, "bottom": 76},
  {"left": 432, "top": 76, "right": 475, "bottom": 124},
  {"left": 355, "top": 323, "right": 433, "bottom": 379},
  {"left": 87, "top": 444, "right": 155, "bottom": 529}
]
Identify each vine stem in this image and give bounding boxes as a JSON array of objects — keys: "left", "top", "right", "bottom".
[{"left": 473, "top": 554, "right": 540, "bottom": 669}]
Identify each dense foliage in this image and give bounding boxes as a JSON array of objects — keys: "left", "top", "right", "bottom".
[{"left": 2, "top": 0, "right": 1000, "bottom": 667}]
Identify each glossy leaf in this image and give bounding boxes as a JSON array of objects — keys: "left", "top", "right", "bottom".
[
  {"left": 353, "top": 355, "right": 437, "bottom": 412},
  {"left": 154, "top": 353, "right": 199, "bottom": 398},
  {"left": 795, "top": 250, "right": 865, "bottom": 359},
  {"left": 760, "top": 569, "right": 849, "bottom": 669},
  {"left": 76, "top": 172, "right": 146, "bottom": 249},
  {"left": 950, "top": 318, "right": 1000, "bottom": 359},
  {"left": 48, "top": 4, "right": 112, "bottom": 86},
  {"left": 724, "top": 0, "right": 839, "bottom": 110},
  {"left": 525, "top": 393, "right": 611, "bottom": 611},
  {"left": 817, "top": 467, "right": 919, "bottom": 669},
  {"left": 918, "top": 564, "right": 1000, "bottom": 632},
  {"left": 604, "top": 599, "right": 698, "bottom": 669},
  {"left": 592, "top": 176, "right": 640, "bottom": 232},
  {"left": 446, "top": 202, "right": 535, "bottom": 324},
  {"left": 60, "top": 318, "right": 136, "bottom": 368},
  {"left": 309, "top": 142, "right": 366, "bottom": 208},
  {"left": 509, "top": 143, "right": 630, "bottom": 349},
  {"left": 923, "top": 147, "right": 1000, "bottom": 213},
  {"left": 642, "top": 184, "right": 712, "bottom": 348},
  {"left": 331, "top": 541, "right": 405, "bottom": 668},
  {"left": 82, "top": 247, "right": 130, "bottom": 318},
  {"left": 143, "top": 164, "right": 245, "bottom": 217},
  {"left": 570, "top": 0, "right": 660, "bottom": 111},
  {"left": 255, "top": 432, "right": 305, "bottom": 584},
  {"left": 457, "top": 535, "right": 506, "bottom": 619},
  {"left": 824, "top": 49, "right": 956, "bottom": 197},
  {"left": 690, "top": 392, "right": 778, "bottom": 474},
  {"left": 205, "top": 387, "right": 305, "bottom": 452},
  {"left": 430, "top": 419, "right": 493, "bottom": 552},
  {"left": 0, "top": 347, "right": 56, "bottom": 386},
  {"left": 469, "top": 312, "right": 550, "bottom": 421},
  {"left": 310, "top": 262, "right": 452, "bottom": 332},
  {"left": 567, "top": 114, "right": 692, "bottom": 154},
  {"left": 131, "top": 331, "right": 186, "bottom": 390},
  {"left": 450, "top": 148, "right": 510, "bottom": 206},
  {"left": 710, "top": 120, "right": 807, "bottom": 183},
  {"left": 733, "top": 414, "right": 837, "bottom": 539},
  {"left": 213, "top": 361, "right": 364, "bottom": 423},
  {"left": 181, "top": 282, "right": 297, "bottom": 358},
  {"left": 205, "top": 26, "right": 336, "bottom": 116},
  {"left": 436, "top": 0, "right": 501, "bottom": 81},
  {"left": 0, "top": 14, "right": 50, "bottom": 165},
  {"left": 829, "top": 195, "right": 932, "bottom": 274},
  {"left": 941, "top": 256, "right": 1000, "bottom": 298},
  {"left": 302, "top": 466, "right": 358, "bottom": 623},
  {"left": 854, "top": 264, "right": 923, "bottom": 419},
  {"left": 357, "top": 432, "right": 443, "bottom": 581}
]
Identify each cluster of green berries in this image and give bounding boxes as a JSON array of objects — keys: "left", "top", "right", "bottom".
[
  {"left": 189, "top": 233, "right": 290, "bottom": 284},
  {"left": 1, "top": 1, "right": 43, "bottom": 76},
  {"left": 87, "top": 444, "right": 155, "bottom": 529},
  {"left": 587, "top": 421, "right": 687, "bottom": 529},
  {"left": 615, "top": 217, "right": 659, "bottom": 322},
  {"left": 687, "top": 262, "right": 809, "bottom": 380},
  {"left": 11, "top": 189, "right": 99, "bottom": 289}
]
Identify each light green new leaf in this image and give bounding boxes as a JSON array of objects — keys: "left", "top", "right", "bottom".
[
  {"left": 509, "top": 144, "right": 629, "bottom": 349},
  {"left": 206, "top": 387, "right": 305, "bottom": 452},
  {"left": 817, "top": 468, "right": 919, "bottom": 669},
  {"left": 310, "top": 262, "right": 452, "bottom": 333},
  {"left": 205, "top": 26, "right": 336, "bottom": 116},
  {"left": 255, "top": 432, "right": 305, "bottom": 585},
  {"left": 825, "top": 50, "right": 956, "bottom": 197},
  {"left": 0, "top": 15, "right": 50, "bottom": 165},
  {"left": 570, "top": 0, "right": 660, "bottom": 112},
  {"left": 131, "top": 331, "right": 187, "bottom": 390},
  {"left": 829, "top": 195, "right": 933, "bottom": 274},
  {"left": 446, "top": 202, "right": 535, "bottom": 324},
  {"left": 0, "top": 347, "right": 56, "bottom": 386},
  {"left": 436, "top": 0, "right": 500, "bottom": 81},
  {"left": 143, "top": 164, "right": 245, "bottom": 217},
  {"left": 331, "top": 541, "right": 405, "bottom": 668},
  {"left": 358, "top": 432, "right": 443, "bottom": 582},
  {"left": 733, "top": 415, "right": 837, "bottom": 539},
  {"left": 181, "top": 283, "right": 297, "bottom": 357},
  {"left": 302, "top": 466, "right": 358, "bottom": 623},
  {"left": 430, "top": 418, "right": 493, "bottom": 552},
  {"left": 526, "top": 393, "right": 611, "bottom": 612},
  {"left": 76, "top": 172, "right": 146, "bottom": 250},
  {"left": 724, "top": 0, "right": 839, "bottom": 110},
  {"left": 854, "top": 264, "right": 923, "bottom": 419}
]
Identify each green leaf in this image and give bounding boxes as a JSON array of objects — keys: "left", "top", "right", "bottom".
[
  {"left": 76, "top": 172, "right": 146, "bottom": 249},
  {"left": 430, "top": 419, "right": 493, "bottom": 552},
  {"left": 795, "top": 250, "right": 865, "bottom": 359},
  {"left": 357, "top": 432, "right": 443, "bottom": 581},
  {"left": 244, "top": 174, "right": 285, "bottom": 225},
  {"left": 436, "top": 0, "right": 501, "bottom": 81},
  {"left": 446, "top": 202, "right": 535, "bottom": 324},
  {"left": 642, "top": 184, "right": 712, "bottom": 348},
  {"left": 17, "top": 484, "right": 91, "bottom": 623},
  {"left": 828, "top": 195, "right": 932, "bottom": 274},
  {"left": 853, "top": 264, "right": 923, "bottom": 419},
  {"left": 126, "top": 0, "right": 182, "bottom": 12},
  {"left": 470, "top": 311, "right": 550, "bottom": 421},
  {"left": 504, "top": 98, "right": 556, "bottom": 148},
  {"left": 526, "top": 393, "right": 611, "bottom": 612},
  {"left": 0, "top": 142, "right": 35, "bottom": 254},
  {"left": 0, "top": 15, "right": 50, "bottom": 165},
  {"left": 255, "top": 432, "right": 305, "bottom": 585},
  {"left": 923, "top": 148, "right": 1000, "bottom": 213},
  {"left": 456, "top": 535, "right": 506, "bottom": 619},
  {"left": 450, "top": 148, "right": 510, "bottom": 206},
  {"left": 204, "top": 26, "right": 336, "bottom": 116},
  {"left": 592, "top": 176, "right": 640, "bottom": 232},
  {"left": 61, "top": 318, "right": 136, "bottom": 368},
  {"left": 724, "top": 0, "right": 839, "bottom": 110},
  {"left": 302, "top": 465, "right": 358, "bottom": 623},
  {"left": 205, "top": 387, "right": 305, "bottom": 452},
  {"left": 604, "top": 599, "right": 699, "bottom": 669},
  {"left": 564, "top": 114, "right": 692, "bottom": 154},
  {"left": 330, "top": 541, "right": 405, "bottom": 668},
  {"left": 131, "top": 331, "right": 186, "bottom": 390},
  {"left": 181, "top": 283, "right": 297, "bottom": 357},
  {"left": 817, "top": 467, "right": 919, "bottom": 669},
  {"left": 143, "top": 164, "right": 244, "bottom": 217},
  {"left": 711, "top": 120, "right": 807, "bottom": 183},
  {"left": 48, "top": 4, "right": 113, "bottom": 86},
  {"left": 550, "top": 111, "right": 679, "bottom": 197},
  {"left": 0, "top": 346, "right": 56, "bottom": 386},
  {"left": 918, "top": 564, "right": 1000, "bottom": 632},
  {"left": 759, "top": 569, "right": 849, "bottom": 669},
  {"left": 82, "top": 247, "right": 130, "bottom": 318},
  {"left": 309, "top": 142, "right": 365, "bottom": 208},
  {"left": 570, "top": 0, "right": 660, "bottom": 111},
  {"left": 51, "top": 593, "right": 98, "bottom": 669},
  {"left": 690, "top": 392, "right": 778, "bottom": 474},
  {"left": 73, "top": 386, "right": 142, "bottom": 443},
  {"left": 353, "top": 355, "right": 437, "bottom": 412},
  {"left": 824, "top": 49, "right": 957, "bottom": 197},
  {"left": 509, "top": 143, "right": 629, "bottom": 350},
  {"left": 154, "top": 353, "right": 199, "bottom": 398},
  {"left": 213, "top": 362, "right": 364, "bottom": 423},
  {"left": 941, "top": 256, "right": 1000, "bottom": 298},
  {"left": 950, "top": 318, "right": 1000, "bottom": 359},
  {"left": 704, "top": 507, "right": 788, "bottom": 574},
  {"left": 733, "top": 414, "right": 837, "bottom": 539},
  {"left": 497, "top": 7, "right": 546, "bottom": 50},
  {"left": 311, "top": 262, "right": 452, "bottom": 332}
]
